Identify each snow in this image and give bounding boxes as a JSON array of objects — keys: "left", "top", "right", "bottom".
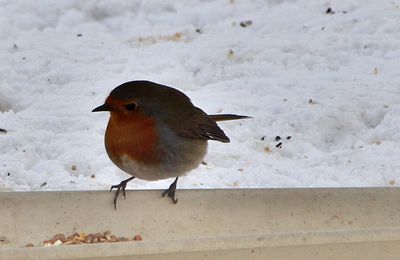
[{"left": 0, "top": 0, "right": 399, "bottom": 191}]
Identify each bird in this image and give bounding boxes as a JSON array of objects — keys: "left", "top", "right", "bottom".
[{"left": 93, "top": 80, "right": 250, "bottom": 209}]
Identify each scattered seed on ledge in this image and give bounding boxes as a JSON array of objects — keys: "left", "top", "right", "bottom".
[
  {"left": 275, "top": 136, "right": 281, "bottom": 141},
  {"left": 133, "top": 235, "right": 142, "bottom": 241},
  {"left": 0, "top": 236, "right": 9, "bottom": 244},
  {"left": 41, "top": 231, "right": 141, "bottom": 246},
  {"left": 286, "top": 136, "right": 292, "bottom": 140},
  {"left": 276, "top": 142, "right": 282, "bottom": 148}
]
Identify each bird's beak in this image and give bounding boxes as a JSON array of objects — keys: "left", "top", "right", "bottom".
[{"left": 92, "top": 103, "right": 111, "bottom": 112}]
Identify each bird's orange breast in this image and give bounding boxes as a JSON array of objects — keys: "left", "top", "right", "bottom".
[{"left": 105, "top": 111, "right": 161, "bottom": 166}]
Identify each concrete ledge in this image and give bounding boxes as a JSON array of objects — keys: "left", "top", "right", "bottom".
[{"left": 1, "top": 188, "right": 400, "bottom": 259}]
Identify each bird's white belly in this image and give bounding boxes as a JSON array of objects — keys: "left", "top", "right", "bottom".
[
  {"left": 118, "top": 154, "right": 181, "bottom": 181},
  {"left": 115, "top": 139, "right": 208, "bottom": 181}
]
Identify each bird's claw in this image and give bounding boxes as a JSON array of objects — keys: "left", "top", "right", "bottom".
[
  {"left": 109, "top": 177, "right": 135, "bottom": 210},
  {"left": 162, "top": 189, "right": 178, "bottom": 203},
  {"left": 162, "top": 177, "right": 178, "bottom": 204},
  {"left": 110, "top": 183, "right": 126, "bottom": 210}
]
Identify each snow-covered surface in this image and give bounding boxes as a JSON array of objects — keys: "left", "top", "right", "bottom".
[{"left": 0, "top": 0, "right": 399, "bottom": 191}]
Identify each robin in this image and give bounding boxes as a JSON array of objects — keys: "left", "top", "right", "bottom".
[{"left": 93, "top": 81, "right": 249, "bottom": 209}]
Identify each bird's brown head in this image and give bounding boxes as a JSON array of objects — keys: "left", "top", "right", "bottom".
[
  {"left": 92, "top": 80, "right": 194, "bottom": 121},
  {"left": 92, "top": 95, "right": 139, "bottom": 119}
]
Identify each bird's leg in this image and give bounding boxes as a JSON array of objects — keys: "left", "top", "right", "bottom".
[
  {"left": 162, "top": 177, "right": 179, "bottom": 204},
  {"left": 110, "top": 176, "right": 135, "bottom": 210}
]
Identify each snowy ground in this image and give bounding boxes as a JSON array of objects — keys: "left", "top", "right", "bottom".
[{"left": 0, "top": 0, "right": 399, "bottom": 191}]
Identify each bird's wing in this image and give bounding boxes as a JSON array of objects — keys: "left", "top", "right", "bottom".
[{"left": 170, "top": 108, "right": 230, "bottom": 143}]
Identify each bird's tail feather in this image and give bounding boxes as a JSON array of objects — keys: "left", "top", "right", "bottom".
[{"left": 209, "top": 114, "right": 251, "bottom": 122}]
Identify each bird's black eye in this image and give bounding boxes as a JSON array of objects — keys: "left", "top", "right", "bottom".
[{"left": 125, "top": 103, "right": 136, "bottom": 111}]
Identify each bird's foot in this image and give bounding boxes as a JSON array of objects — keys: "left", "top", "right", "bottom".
[
  {"left": 162, "top": 177, "right": 179, "bottom": 204},
  {"left": 110, "top": 176, "right": 135, "bottom": 210}
]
